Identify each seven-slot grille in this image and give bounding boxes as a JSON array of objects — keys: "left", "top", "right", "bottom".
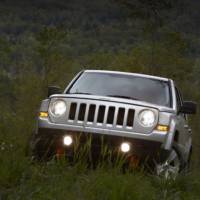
[{"left": 67, "top": 101, "right": 135, "bottom": 129}]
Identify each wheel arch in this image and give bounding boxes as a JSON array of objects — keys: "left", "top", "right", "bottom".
[{"left": 163, "top": 118, "right": 177, "bottom": 150}]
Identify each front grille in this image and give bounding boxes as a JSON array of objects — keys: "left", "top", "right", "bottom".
[
  {"left": 88, "top": 104, "right": 96, "bottom": 122},
  {"left": 67, "top": 101, "right": 135, "bottom": 129},
  {"left": 78, "top": 103, "right": 86, "bottom": 121},
  {"left": 69, "top": 103, "right": 77, "bottom": 120}
]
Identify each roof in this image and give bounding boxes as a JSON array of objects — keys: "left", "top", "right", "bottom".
[{"left": 84, "top": 70, "right": 169, "bottom": 82}]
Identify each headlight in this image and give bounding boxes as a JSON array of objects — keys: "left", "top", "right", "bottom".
[
  {"left": 50, "top": 100, "right": 67, "bottom": 117},
  {"left": 139, "top": 110, "right": 156, "bottom": 127}
]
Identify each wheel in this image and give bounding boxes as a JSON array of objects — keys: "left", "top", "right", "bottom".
[{"left": 155, "top": 145, "right": 183, "bottom": 179}]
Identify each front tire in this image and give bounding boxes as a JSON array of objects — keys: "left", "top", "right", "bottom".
[{"left": 156, "top": 145, "right": 183, "bottom": 179}]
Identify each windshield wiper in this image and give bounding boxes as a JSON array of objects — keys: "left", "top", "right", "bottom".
[
  {"left": 70, "top": 92, "right": 93, "bottom": 95},
  {"left": 106, "top": 95, "right": 140, "bottom": 101}
]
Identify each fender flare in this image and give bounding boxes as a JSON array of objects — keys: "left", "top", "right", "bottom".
[{"left": 163, "top": 118, "right": 176, "bottom": 150}]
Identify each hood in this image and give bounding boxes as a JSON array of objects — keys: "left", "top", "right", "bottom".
[{"left": 50, "top": 94, "right": 175, "bottom": 113}]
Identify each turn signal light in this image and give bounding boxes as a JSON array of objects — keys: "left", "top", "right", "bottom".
[
  {"left": 39, "top": 112, "right": 48, "bottom": 118},
  {"left": 156, "top": 125, "right": 169, "bottom": 132}
]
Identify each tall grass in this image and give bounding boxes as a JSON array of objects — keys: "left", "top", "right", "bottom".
[{"left": 1, "top": 136, "right": 200, "bottom": 200}]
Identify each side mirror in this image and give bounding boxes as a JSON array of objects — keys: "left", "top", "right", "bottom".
[
  {"left": 48, "top": 86, "right": 61, "bottom": 97},
  {"left": 179, "top": 101, "right": 197, "bottom": 114}
]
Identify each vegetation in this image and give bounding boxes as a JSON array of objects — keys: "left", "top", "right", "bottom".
[{"left": 0, "top": 0, "right": 200, "bottom": 199}]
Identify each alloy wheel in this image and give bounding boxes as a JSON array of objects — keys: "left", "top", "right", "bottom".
[{"left": 156, "top": 149, "right": 181, "bottom": 179}]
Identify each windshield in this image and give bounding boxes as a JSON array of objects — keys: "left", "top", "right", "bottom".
[{"left": 67, "top": 72, "right": 171, "bottom": 107}]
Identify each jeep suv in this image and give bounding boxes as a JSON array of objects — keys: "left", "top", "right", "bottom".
[{"left": 31, "top": 70, "right": 197, "bottom": 177}]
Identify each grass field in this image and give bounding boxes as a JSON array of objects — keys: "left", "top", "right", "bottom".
[{"left": 1, "top": 136, "right": 200, "bottom": 200}]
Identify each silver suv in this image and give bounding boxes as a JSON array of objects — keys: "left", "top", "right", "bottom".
[{"left": 32, "top": 70, "right": 197, "bottom": 177}]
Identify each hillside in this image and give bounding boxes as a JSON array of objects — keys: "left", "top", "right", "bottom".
[{"left": 0, "top": 0, "right": 200, "bottom": 199}]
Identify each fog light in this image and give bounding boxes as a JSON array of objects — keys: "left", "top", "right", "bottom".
[
  {"left": 63, "top": 136, "right": 73, "bottom": 146},
  {"left": 120, "top": 142, "right": 130, "bottom": 153}
]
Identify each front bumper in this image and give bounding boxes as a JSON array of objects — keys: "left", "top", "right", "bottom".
[
  {"left": 35, "top": 127, "right": 170, "bottom": 166},
  {"left": 38, "top": 117, "right": 168, "bottom": 144},
  {"left": 36, "top": 117, "right": 171, "bottom": 162}
]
